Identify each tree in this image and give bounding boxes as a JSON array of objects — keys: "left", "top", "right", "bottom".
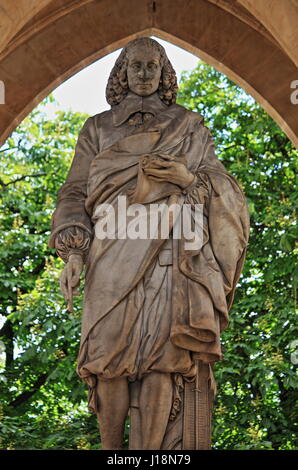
[
  {"left": 177, "top": 63, "right": 298, "bottom": 449},
  {"left": 0, "top": 62, "right": 297, "bottom": 450},
  {"left": 0, "top": 98, "right": 100, "bottom": 449}
]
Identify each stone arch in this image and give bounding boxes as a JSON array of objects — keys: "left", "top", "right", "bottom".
[{"left": 0, "top": 0, "right": 297, "bottom": 147}]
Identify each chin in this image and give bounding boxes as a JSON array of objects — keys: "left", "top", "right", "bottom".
[
  {"left": 134, "top": 86, "right": 153, "bottom": 96},
  {"left": 138, "top": 91, "right": 153, "bottom": 96}
]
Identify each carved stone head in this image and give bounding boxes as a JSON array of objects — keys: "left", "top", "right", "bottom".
[{"left": 106, "top": 37, "right": 178, "bottom": 106}]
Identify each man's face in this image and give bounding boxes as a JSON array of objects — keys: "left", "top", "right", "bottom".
[{"left": 126, "top": 46, "right": 162, "bottom": 97}]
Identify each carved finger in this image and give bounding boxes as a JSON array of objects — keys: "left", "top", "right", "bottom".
[
  {"left": 158, "top": 153, "right": 175, "bottom": 161},
  {"left": 144, "top": 168, "right": 169, "bottom": 176},
  {"left": 67, "top": 284, "right": 73, "bottom": 312},
  {"left": 71, "top": 269, "right": 81, "bottom": 288},
  {"left": 142, "top": 161, "right": 163, "bottom": 170},
  {"left": 148, "top": 160, "right": 171, "bottom": 167},
  {"left": 148, "top": 175, "right": 168, "bottom": 182},
  {"left": 67, "top": 260, "right": 73, "bottom": 279},
  {"left": 60, "top": 270, "right": 69, "bottom": 301}
]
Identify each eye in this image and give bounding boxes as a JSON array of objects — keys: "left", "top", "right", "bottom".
[
  {"left": 148, "top": 62, "right": 157, "bottom": 69},
  {"left": 132, "top": 63, "right": 141, "bottom": 70}
]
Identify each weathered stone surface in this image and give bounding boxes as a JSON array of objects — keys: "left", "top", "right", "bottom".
[
  {"left": 0, "top": 0, "right": 297, "bottom": 147},
  {"left": 49, "top": 36, "right": 250, "bottom": 450}
]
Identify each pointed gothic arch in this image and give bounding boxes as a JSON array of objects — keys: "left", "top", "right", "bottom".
[{"left": 0, "top": 0, "right": 297, "bottom": 147}]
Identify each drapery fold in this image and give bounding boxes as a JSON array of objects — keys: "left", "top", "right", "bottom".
[{"left": 49, "top": 102, "right": 249, "bottom": 385}]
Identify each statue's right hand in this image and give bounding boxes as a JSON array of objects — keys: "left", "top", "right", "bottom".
[{"left": 59, "top": 254, "right": 84, "bottom": 310}]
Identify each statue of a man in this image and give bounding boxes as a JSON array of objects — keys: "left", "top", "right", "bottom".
[{"left": 49, "top": 37, "right": 249, "bottom": 450}]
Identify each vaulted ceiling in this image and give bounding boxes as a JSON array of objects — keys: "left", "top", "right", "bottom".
[{"left": 0, "top": 0, "right": 297, "bottom": 147}]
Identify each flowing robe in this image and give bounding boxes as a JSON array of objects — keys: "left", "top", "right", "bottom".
[{"left": 49, "top": 92, "right": 249, "bottom": 415}]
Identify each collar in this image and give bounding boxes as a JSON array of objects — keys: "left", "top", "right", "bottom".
[{"left": 112, "top": 91, "right": 168, "bottom": 127}]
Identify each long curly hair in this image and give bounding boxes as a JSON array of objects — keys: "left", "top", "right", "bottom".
[{"left": 106, "top": 37, "right": 178, "bottom": 106}]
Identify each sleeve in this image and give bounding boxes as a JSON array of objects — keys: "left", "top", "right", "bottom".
[
  {"left": 181, "top": 121, "right": 214, "bottom": 210},
  {"left": 54, "top": 226, "right": 91, "bottom": 263},
  {"left": 48, "top": 116, "right": 99, "bottom": 259},
  {"left": 183, "top": 170, "right": 211, "bottom": 215}
]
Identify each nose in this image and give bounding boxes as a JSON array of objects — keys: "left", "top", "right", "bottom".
[{"left": 138, "top": 66, "right": 148, "bottom": 80}]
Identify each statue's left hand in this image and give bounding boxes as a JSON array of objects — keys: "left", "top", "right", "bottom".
[{"left": 143, "top": 153, "right": 195, "bottom": 189}]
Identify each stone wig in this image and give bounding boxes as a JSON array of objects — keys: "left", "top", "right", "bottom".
[{"left": 106, "top": 37, "right": 178, "bottom": 106}]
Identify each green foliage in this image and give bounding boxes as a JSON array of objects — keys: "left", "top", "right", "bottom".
[
  {"left": 178, "top": 63, "right": 298, "bottom": 450},
  {"left": 0, "top": 98, "right": 99, "bottom": 449},
  {"left": 0, "top": 62, "right": 297, "bottom": 449}
]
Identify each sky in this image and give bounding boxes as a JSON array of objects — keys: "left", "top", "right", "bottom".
[{"left": 43, "top": 37, "right": 200, "bottom": 117}]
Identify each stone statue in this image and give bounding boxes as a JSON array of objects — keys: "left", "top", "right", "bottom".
[{"left": 49, "top": 37, "right": 249, "bottom": 450}]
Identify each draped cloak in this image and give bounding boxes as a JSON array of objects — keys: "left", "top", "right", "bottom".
[{"left": 49, "top": 94, "right": 249, "bottom": 411}]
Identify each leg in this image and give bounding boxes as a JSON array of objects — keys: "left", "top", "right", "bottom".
[
  {"left": 139, "top": 372, "right": 173, "bottom": 449},
  {"left": 96, "top": 376, "right": 129, "bottom": 450}
]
